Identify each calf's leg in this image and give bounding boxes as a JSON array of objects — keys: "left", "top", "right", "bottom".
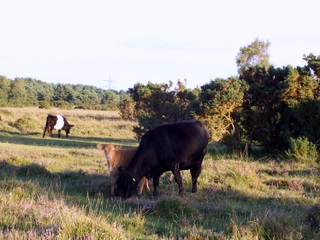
[
  {"left": 137, "top": 177, "right": 150, "bottom": 194},
  {"left": 109, "top": 173, "right": 116, "bottom": 197}
]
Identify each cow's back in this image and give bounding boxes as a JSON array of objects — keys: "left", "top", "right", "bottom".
[
  {"left": 139, "top": 120, "right": 208, "bottom": 165},
  {"left": 128, "top": 120, "right": 209, "bottom": 176}
]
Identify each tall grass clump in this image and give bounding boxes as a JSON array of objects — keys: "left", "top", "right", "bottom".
[
  {"left": 153, "top": 196, "right": 195, "bottom": 220},
  {"left": 12, "top": 115, "right": 38, "bottom": 133}
]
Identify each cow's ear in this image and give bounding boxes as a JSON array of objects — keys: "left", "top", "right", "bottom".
[
  {"left": 115, "top": 145, "right": 122, "bottom": 150},
  {"left": 69, "top": 125, "right": 74, "bottom": 128},
  {"left": 97, "top": 144, "right": 103, "bottom": 150}
]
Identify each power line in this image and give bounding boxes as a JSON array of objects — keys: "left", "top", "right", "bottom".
[{"left": 103, "top": 75, "right": 116, "bottom": 90}]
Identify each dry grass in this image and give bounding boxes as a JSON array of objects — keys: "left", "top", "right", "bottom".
[{"left": 0, "top": 107, "right": 319, "bottom": 239}]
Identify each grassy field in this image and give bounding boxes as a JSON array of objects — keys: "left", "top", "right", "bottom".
[{"left": 0, "top": 107, "right": 319, "bottom": 239}]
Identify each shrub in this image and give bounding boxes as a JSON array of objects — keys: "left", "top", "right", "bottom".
[
  {"left": 12, "top": 115, "right": 38, "bottom": 132},
  {"left": 285, "top": 137, "right": 318, "bottom": 163},
  {"left": 38, "top": 101, "right": 51, "bottom": 109}
]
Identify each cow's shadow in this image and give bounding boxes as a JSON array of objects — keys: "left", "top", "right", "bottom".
[{"left": 0, "top": 130, "right": 138, "bottom": 149}]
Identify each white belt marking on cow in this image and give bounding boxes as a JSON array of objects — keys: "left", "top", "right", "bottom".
[{"left": 54, "top": 115, "right": 64, "bottom": 130}]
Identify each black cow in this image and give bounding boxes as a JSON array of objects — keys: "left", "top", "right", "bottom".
[
  {"left": 42, "top": 114, "right": 74, "bottom": 138},
  {"left": 116, "top": 120, "right": 209, "bottom": 198}
]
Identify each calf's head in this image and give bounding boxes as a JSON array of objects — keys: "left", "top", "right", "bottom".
[
  {"left": 116, "top": 171, "right": 138, "bottom": 199},
  {"left": 96, "top": 144, "right": 121, "bottom": 161}
]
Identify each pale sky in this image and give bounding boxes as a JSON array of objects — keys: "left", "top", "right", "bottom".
[{"left": 1, "top": 0, "right": 319, "bottom": 91}]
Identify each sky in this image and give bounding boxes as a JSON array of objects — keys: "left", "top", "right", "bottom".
[{"left": 1, "top": 0, "right": 319, "bottom": 91}]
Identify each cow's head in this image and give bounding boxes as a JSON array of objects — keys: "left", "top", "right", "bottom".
[
  {"left": 116, "top": 171, "right": 138, "bottom": 199},
  {"left": 65, "top": 124, "right": 74, "bottom": 135}
]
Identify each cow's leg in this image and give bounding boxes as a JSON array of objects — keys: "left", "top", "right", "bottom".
[
  {"left": 173, "top": 164, "right": 184, "bottom": 195},
  {"left": 42, "top": 127, "right": 47, "bottom": 138},
  {"left": 152, "top": 176, "right": 160, "bottom": 196},
  {"left": 65, "top": 130, "right": 68, "bottom": 138},
  {"left": 190, "top": 161, "right": 203, "bottom": 193},
  {"left": 49, "top": 127, "right": 54, "bottom": 137},
  {"left": 57, "top": 130, "right": 61, "bottom": 138}
]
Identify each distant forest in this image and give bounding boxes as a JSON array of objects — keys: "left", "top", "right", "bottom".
[{"left": 0, "top": 76, "right": 127, "bottom": 110}]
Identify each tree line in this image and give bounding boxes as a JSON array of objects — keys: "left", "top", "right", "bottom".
[
  {"left": 0, "top": 77, "right": 126, "bottom": 110},
  {"left": 1, "top": 38, "right": 320, "bottom": 158},
  {"left": 119, "top": 39, "right": 320, "bottom": 159}
]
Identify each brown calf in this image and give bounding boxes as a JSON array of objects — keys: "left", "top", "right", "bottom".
[{"left": 97, "top": 143, "right": 150, "bottom": 196}]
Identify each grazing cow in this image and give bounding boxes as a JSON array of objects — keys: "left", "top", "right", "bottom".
[
  {"left": 42, "top": 114, "right": 74, "bottom": 138},
  {"left": 97, "top": 143, "right": 150, "bottom": 197},
  {"left": 116, "top": 120, "right": 209, "bottom": 199}
]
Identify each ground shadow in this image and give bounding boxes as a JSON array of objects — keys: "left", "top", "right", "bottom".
[{"left": 0, "top": 130, "right": 138, "bottom": 149}]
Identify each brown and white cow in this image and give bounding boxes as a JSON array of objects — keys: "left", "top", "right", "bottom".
[
  {"left": 97, "top": 143, "right": 150, "bottom": 197},
  {"left": 42, "top": 114, "right": 74, "bottom": 138}
]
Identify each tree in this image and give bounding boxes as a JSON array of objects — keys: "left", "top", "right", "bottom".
[
  {"left": 303, "top": 53, "right": 320, "bottom": 80},
  {"left": 0, "top": 76, "right": 11, "bottom": 106},
  {"left": 197, "top": 77, "right": 248, "bottom": 146},
  {"left": 240, "top": 66, "right": 286, "bottom": 150},
  {"left": 280, "top": 65, "right": 317, "bottom": 106},
  {"left": 126, "top": 81, "right": 196, "bottom": 139},
  {"left": 236, "top": 38, "right": 271, "bottom": 75},
  {"left": 9, "top": 78, "right": 27, "bottom": 107}
]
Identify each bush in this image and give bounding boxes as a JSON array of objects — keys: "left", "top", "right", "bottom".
[
  {"left": 12, "top": 115, "right": 38, "bottom": 132},
  {"left": 285, "top": 137, "right": 318, "bottom": 163},
  {"left": 38, "top": 101, "right": 51, "bottom": 109}
]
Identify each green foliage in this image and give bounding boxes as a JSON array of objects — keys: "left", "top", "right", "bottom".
[
  {"left": 127, "top": 80, "right": 197, "bottom": 139},
  {"left": 0, "top": 76, "right": 11, "bottom": 106},
  {"left": 285, "top": 136, "right": 318, "bottom": 163},
  {"left": 241, "top": 66, "right": 285, "bottom": 149},
  {"left": 12, "top": 115, "right": 38, "bottom": 132},
  {"left": 304, "top": 53, "right": 320, "bottom": 79},
  {"left": 236, "top": 38, "right": 271, "bottom": 75},
  {"left": 0, "top": 76, "right": 122, "bottom": 110},
  {"left": 281, "top": 65, "right": 317, "bottom": 106},
  {"left": 38, "top": 100, "right": 51, "bottom": 109},
  {"left": 197, "top": 77, "right": 248, "bottom": 144},
  {"left": 9, "top": 78, "right": 27, "bottom": 107},
  {"left": 118, "top": 94, "right": 136, "bottom": 121}
]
